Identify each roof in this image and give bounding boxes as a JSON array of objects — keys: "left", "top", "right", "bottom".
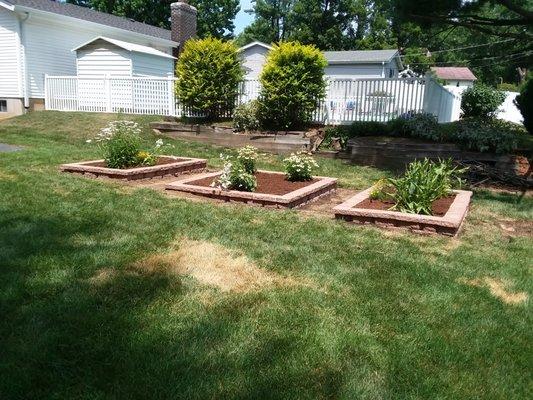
[
  {"left": 431, "top": 67, "right": 477, "bottom": 81},
  {"left": 239, "top": 41, "right": 273, "bottom": 52},
  {"left": 323, "top": 49, "right": 399, "bottom": 64},
  {"left": 3, "top": 0, "right": 172, "bottom": 42},
  {"left": 73, "top": 37, "right": 176, "bottom": 59}
]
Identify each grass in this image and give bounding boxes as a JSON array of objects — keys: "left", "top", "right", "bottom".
[{"left": 0, "top": 111, "right": 531, "bottom": 399}]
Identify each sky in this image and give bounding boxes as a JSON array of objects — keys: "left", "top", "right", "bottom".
[{"left": 234, "top": 0, "right": 254, "bottom": 34}]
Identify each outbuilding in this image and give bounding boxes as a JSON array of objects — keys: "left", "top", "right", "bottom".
[
  {"left": 430, "top": 67, "right": 477, "bottom": 87},
  {"left": 73, "top": 36, "right": 176, "bottom": 78}
]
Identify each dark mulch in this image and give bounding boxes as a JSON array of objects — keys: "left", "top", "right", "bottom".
[
  {"left": 185, "top": 171, "right": 320, "bottom": 196},
  {"left": 356, "top": 195, "right": 456, "bottom": 217},
  {"left": 86, "top": 156, "right": 189, "bottom": 169}
]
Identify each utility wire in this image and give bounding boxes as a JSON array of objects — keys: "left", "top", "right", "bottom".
[
  {"left": 405, "top": 50, "right": 533, "bottom": 66},
  {"left": 398, "top": 38, "right": 516, "bottom": 58}
]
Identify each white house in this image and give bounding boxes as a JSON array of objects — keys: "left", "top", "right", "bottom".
[
  {"left": 239, "top": 41, "right": 403, "bottom": 81},
  {"left": 430, "top": 67, "right": 477, "bottom": 87},
  {"left": 0, "top": 0, "right": 197, "bottom": 116}
]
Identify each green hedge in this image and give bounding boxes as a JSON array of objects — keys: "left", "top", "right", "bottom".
[{"left": 324, "top": 113, "right": 527, "bottom": 154}]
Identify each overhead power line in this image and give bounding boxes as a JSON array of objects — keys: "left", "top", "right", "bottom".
[
  {"left": 405, "top": 50, "right": 533, "bottom": 66},
  {"left": 398, "top": 38, "right": 516, "bottom": 58}
]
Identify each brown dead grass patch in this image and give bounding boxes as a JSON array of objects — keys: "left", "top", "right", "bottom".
[
  {"left": 459, "top": 277, "right": 528, "bottom": 305},
  {"left": 131, "top": 239, "right": 302, "bottom": 293}
]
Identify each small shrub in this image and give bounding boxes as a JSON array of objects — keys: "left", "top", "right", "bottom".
[
  {"left": 229, "top": 166, "right": 257, "bottom": 192},
  {"left": 515, "top": 75, "right": 532, "bottom": 135},
  {"left": 461, "top": 84, "right": 505, "bottom": 119},
  {"left": 94, "top": 121, "right": 142, "bottom": 169},
  {"left": 135, "top": 151, "right": 157, "bottom": 166},
  {"left": 445, "top": 118, "right": 523, "bottom": 153},
  {"left": 498, "top": 83, "right": 520, "bottom": 93},
  {"left": 396, "top": 112, "right": 440, "bottom": 141},
  {"left": 236, "top": 145, "right": 258, "bottom": 174},
  {"left": 212, "top": 151, "right": 257, "bottom": 192},
  {"left": 259, "top": 42, "right": 327, "bottom": 129},
  {"left": 369, "top": 178, "right": 394, "bottom": 202},
  {"left": 175, "top": 38, "right": 244, "bottom": 119},
  {"left": 233, "top": 100, "right": 261, "bottom": 132},
  {"left": 388, "top": 158, "right": 466, "bottom": 215},
  {"left": 284, "top": 152, "right": 319, "bottom": 181}
]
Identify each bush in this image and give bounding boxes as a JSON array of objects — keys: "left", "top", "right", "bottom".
[
  {"left": 175, "top": 38, "right": 244, "bottom": 120},
  {"left": 461, "top": 84, "right": 505, "bottom": 118},
  {"left": 396, "top": 112, "right": 440, "bottom": 141},
  {"left": 95, "top": 121, "right": 143, "bottom": 169},
  {"left": 388, "top": 158, "right": 466, "bottom": 215},
  {"left": 284, "top": 152, "right": 319, "bottom": 181},
  {"left": 229, "top": 166, "right": 257, "bottom": 192},
  {"left": 444, "top": 118, "right": 524, "bottom": 154},
  {"left": 233, "top": 100, "right": 261, "bottom": 132},
  {"left": 259, "top": 42, "right": 327, "bottom": 130},
  {"left": 236, "top": 145, "right": 258, "bottom": 174},
  {"left": 498, "top": 83, "right": 520, "bottom": 93},
  {"left": 515, "top": 75, "right": 532, "bottom": 135}
]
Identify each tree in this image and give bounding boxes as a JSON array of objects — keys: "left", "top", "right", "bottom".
[
  {"left": 175, "top": 38, "right": 244, "bottom": 119},
  {"left": 393, "top": 0, "right": 533, "bottom": 40},
  {"left": 67, "top": 0, "right": 240, "bottom": 38}
]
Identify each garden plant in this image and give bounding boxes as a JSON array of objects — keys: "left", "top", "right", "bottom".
[
  {"left": 258, "top": 42, "right": 327, "bottom": 130},
  {"left": 283, "top": 152, "right": 319, "bottom": 181},
  {"left": 371, "top": 158, "right": 467, "bottom": 215},
  {"left": 87, "top": 120, "right": 167, "bottom": 169},
  {"left": 175, "top": 38, "right": 244, "bottom": 120}
]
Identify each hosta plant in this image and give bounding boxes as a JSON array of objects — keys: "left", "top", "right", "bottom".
[{"left": 283, "top": 152, "right": 319, "bottom": 181}]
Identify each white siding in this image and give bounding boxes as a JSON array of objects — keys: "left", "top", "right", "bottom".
[
  {"left": 23, "top": 14, "right": 173, "bottom": 98},
  {"left": 0, "top": 8, "right": 22, "bottom": 97},
  {"left": 325, "top": 64, "right": 386, "bottom": 79},
  {"left": 240, "top": 45, "right": 269, "bottom": 79},
  {"left": 76, "top": 40, "right": 132, "bottom": 77},
  {"left": 132, "top": 52, "right": 173, "bottom": 77}
]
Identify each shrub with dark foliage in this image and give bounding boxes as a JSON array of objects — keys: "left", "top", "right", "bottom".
[
  {"left": 515, "top": 75, "right": 532, "bottom": 135},
  {"left": 461, "top": 84, "right": 505, "bottom": 119}
]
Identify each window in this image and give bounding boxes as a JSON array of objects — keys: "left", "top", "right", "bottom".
[{"left": 0, "top": 100, "right": 7, "bottom": 113}]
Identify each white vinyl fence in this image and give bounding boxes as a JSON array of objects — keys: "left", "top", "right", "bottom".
[{"left": 45, "top": 75, "right": 461, "bottom": 124}]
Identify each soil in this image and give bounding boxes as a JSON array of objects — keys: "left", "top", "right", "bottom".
[
  {"left": 184, "top": 171, "right": 320, "bottom": 196},
  {"left": 356, "top": 195, "right": 456, "bottom": 217},
  {"left": 86, "top": 156, "right": 189, "bottom": 169}
]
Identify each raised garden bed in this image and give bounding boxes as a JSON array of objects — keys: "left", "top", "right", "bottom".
[
  {"left": 333, "top": 187, "right": 473, "bottom": 236},
  {"left": 165, "top": 170, "right": 337, "bottom": 208},
  {"left": 60, "top": 156, "right": 207, "bottom": 180}
]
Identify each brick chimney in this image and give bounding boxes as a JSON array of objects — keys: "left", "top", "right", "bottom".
[{"left": 171, "top": 1, "right": 197, "bottom": 57}]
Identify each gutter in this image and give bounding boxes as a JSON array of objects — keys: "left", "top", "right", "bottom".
[{"left": 17, "top": 11, "right": 30, "bottom": 109}]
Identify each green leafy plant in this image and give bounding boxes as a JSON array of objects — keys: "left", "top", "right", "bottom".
[
  {"left": 92, "top": 121, "right": 143, "bottom": 169},
  {"left": 175, "top": 38, "right": 244, "bottom": 120},
  {"left": 515, "top": 75, "right": 532, "bottom": 135},
  {"left": 369, "top": 178, "right": 394, "bottom": 202},
  {"left": 211, "top": 151, "right": 258, "bottom": 192},
  {"left": 461, "top": 84, "right": 505, "bottom": 119},
  {"left": 259, "top": 42, "right": 327, "bottom": 130},
  {"left": 387, "top": 158, "right": 466, "bottom": 215},
  {"left": 283, "top": 152, "right": 319, "bottom": 181},
  {"left": 135, "top": 151, "right": 157, "bottom": 166},
  {"left": 233, "top": 100, "right": 261, "bottom": 132},
  {"left": 498, "top": 83, "right": 520, "bottom": 93},
  {"left": 236, "top": 145, "right": 258, "bottom": 174},
  {"left": 443, "top": 118, "right": 524, "bottom": 153},
  {"left": 399, "top": 113, "right": 440, "bottom": 141}
]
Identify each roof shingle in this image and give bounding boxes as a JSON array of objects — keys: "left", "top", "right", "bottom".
[
  {"left": 6, "top": 0, "right": 172, "bottom": 42},
  {"left": 431, "top": 67, "right": 477, "bottom": 81}
]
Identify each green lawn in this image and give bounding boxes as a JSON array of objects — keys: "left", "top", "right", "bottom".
[{"left": 0, "top": 112, "right": 531, "bottom": 400}]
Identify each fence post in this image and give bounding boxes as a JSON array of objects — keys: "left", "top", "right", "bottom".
[
  {"left": 44, "top": 74, "right": 49, "bottom": 110},
  {"left": 167, "top": 76, "right": 175, "bottom": 116},
  {"left": 105, "top": 74, "right": 112, "bottom": 112}
]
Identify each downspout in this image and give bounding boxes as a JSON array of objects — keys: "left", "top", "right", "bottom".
[
  {"left": 17, "top": 11, "right": 30, "bottom": 109},
  {"left": 381, "top": 61, "right": 385, "bottom": 78}
]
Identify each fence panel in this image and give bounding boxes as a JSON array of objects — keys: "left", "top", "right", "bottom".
[{"left": 45, "top": 75, "right": 460, "bottom": 124}]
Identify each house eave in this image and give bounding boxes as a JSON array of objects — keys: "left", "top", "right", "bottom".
[{"left": 12, "top": 4, "right": 178, "bottom": 47}]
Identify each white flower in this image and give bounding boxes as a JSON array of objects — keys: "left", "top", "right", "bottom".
[
  {"left": 155, "top": 139, "right": 164, "bottom": 148},
  {"left": 86, "top": 139, "right": 92, "bottom": 143}
]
